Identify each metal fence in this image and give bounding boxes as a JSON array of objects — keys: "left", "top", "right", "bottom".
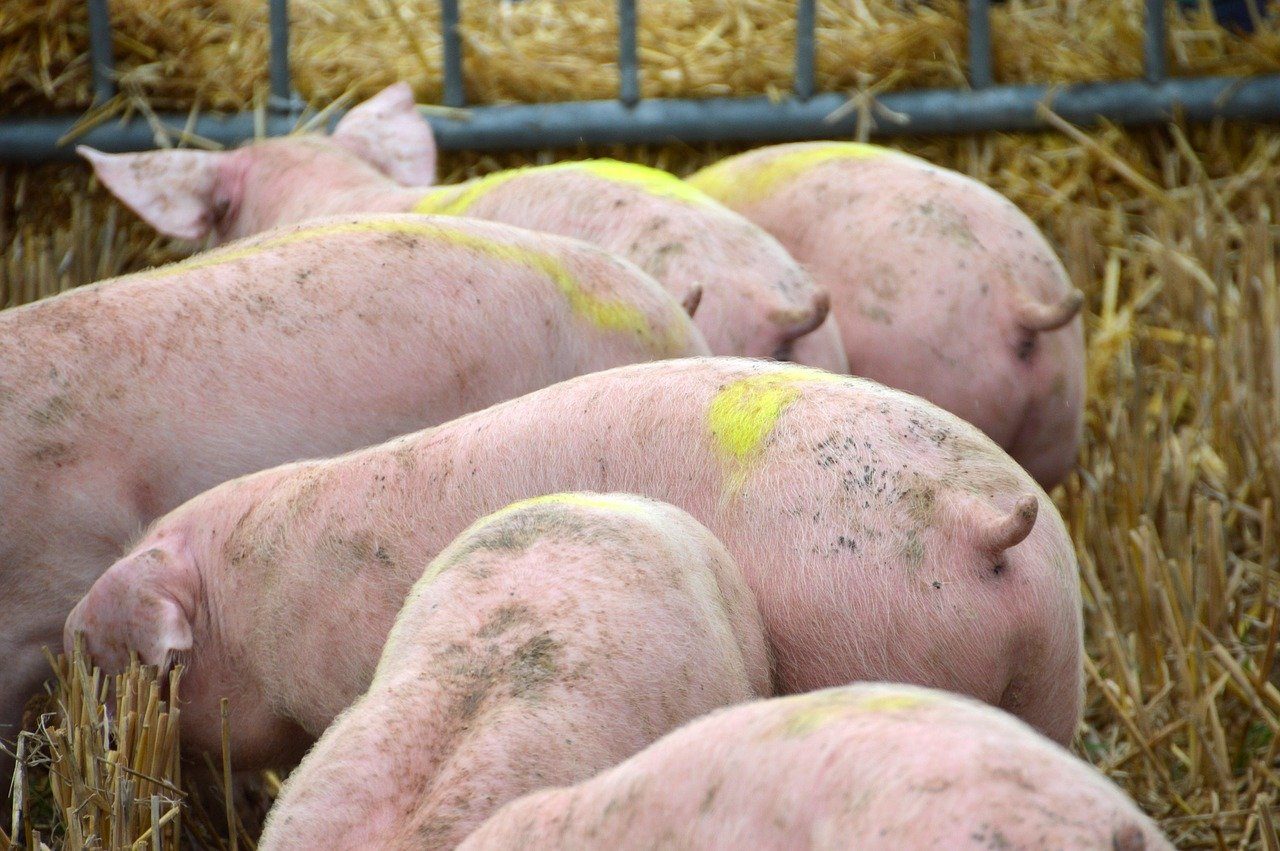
[{"left": 2, "top": 0, "right": 1280, "bottom": 162}]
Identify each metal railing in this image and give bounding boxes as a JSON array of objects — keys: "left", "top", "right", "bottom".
[{"left": 2, "top": 0, "right": 1279, "bottom": 161}]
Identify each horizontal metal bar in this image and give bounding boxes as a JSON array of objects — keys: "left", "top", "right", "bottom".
[
  {"left": 795, "top": 0, "right": 817, "bottom": 100},
  {"left": 618, "top": 0, "right": 640, "bottom": 106},
  {"left": 441, "top": 0, "right": 466, "bottom": 108},
  {"left": 86, "top": 0, "right": 117, "bottom": 103},
  {"left": 4, "top": 74, "right": 1280, "bottom": 162},
  {"left": 269, "top": 0, "right": 293, "bottom": 109},
  {"left": 969, "top": 0, "right": 994, "bottom": 89}
]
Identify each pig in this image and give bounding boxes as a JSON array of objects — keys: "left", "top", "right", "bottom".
[
  {"left": 79, "top": 84, "right": 844, "bottom": 366},
  {"left": 255, "top": 492, "right": 770, "bottom": 850},
  {"left": 688, "top": 142, "right": 1086, "bottom": 488},
  {"left": 67, "top": 357, "right": 1083, "bottom": 771},
  {"left": 458, "top": 683, "right": 1171, "bottom": 851},
  {"left": 0, "top": 213, "right": 706, "bottom": 772}
]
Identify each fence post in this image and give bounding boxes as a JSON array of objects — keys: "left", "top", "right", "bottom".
[
  {"left": 968, "top": 0, "right": 993, "bottom": 89},
  {"left": 1144, "top": 0, "right": 1168, "bottom": 83},
  {"left": 618, "top": 0, "right": 640, "bottom": 106},
  {"left": 795, "top": 0, "right": 817, "bottom": 100},
  {"left": 268, "top": 0, "right": 298, "bottom": 116},
  {"left": 86, "top": 0, "right": 117, "bottom": 103},
  {"left": 441, "top": 0, "right": 467, "bottom": 107}
]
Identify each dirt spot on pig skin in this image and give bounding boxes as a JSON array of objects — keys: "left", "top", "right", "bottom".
[
  {"left": 28, "top": 393, "right": 74, "bottom": 427},
  {"left": 439, "top": 507, "right": 635, "bottom": 572},
  {"left": 317, "top": 528, "right": 394, "bottom": 572},
  {"left": 438, "top": 608, "right": 566, "bottom": 734},
  {"left": 969, "top": 824, "right": 1015, "bottom": 850},
  {"left": 508, "top": 633, "right": 562, "bottom": 697},
  {"left": 859, "top": 304, "right": 894, "bottom": 325},
  {"left": 29, "top": 441, "right": 75, "bottom": 466},
  {"left": 446, "top": 632, "right": 561, "bottom": 726},
  {"left": 699, "top": 780, "right": 722, "bottom": 814},
  {"left": 989, "top": 766, "right": 1037, "bottom": 794},
  {"left": 476, "top": 603, "right": 535, "bottom": 639},
  {"left": 910, "top": 777, "right": 954, "bottom": 794},
  {"left": 1113, "top": 825, "right": 1147, "bottom": 851}
]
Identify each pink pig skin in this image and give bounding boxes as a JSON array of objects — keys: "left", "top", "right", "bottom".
[
  {"left": 0, "top": 213, "right": 705, "bottom": 770},
  {"left": 79, "top": 85, "right": 843, "bottom": 366},
  {"left": 67, "top": 357, "right": 1082, "bottom": 771},
  {"left": 689, "top": 142, "right": 1086, "bottom": 489},
  {"left": 459, "top": 683, "right": 1171, "bottom": 851},
  {"left": 255, "top": 493, "right": 769, "bottom": 851}
]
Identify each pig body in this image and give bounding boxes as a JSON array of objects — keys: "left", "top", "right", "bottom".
[
  {"left": 0, "top": 213, "right": 705, "bottom": 761},
  {"left": 459, "top": 683, "right": 1171, "bottom": 851},
  {"left": 256, "top": 493, "right": 769, "bottom": 850},
  {"left": 410, "top": 161, "right": 838, "bottom": 361},
  {"left": 69, "top": 358, "right": 1082, "bottom": 767},
  {"left": 688, "top": 142, "right": 1086, "bottom": 487},
  {"left": 81, "top": 85, "right": 843, "bottom": 365}
]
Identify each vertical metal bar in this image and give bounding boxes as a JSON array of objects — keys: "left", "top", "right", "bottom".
[
  {"left": 968, "top": 0, "right": 993, "bottom": 90},
  {"left": 1144, "top": 0, "right": 1167, "bottom": 83},
  {"left": 795, "top": 0, "right": 816, "bottom": 100},
  {"left": 441, "top": 0, "right": 466, "bottom": 107},
  {"left": 86, "top": 0, "right": 117, "bottom": 103},
  {"left": 268, "top": 0, "right": 293, "bottom": 110},
  {"left": 618, "top": 0, "right": 640, "bottom": 106}
]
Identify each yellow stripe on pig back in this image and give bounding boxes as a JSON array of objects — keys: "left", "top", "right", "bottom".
[
  {"left": 563, "top": 159, "right": 716, "bottom": 205},
  {"left": 708, "top": 365, "right": 846, "bottom": 492},
  {"left": 777, "top": 688, "right": 936, "bottom": 737},
  {"left": 412, "top": 159, "right": 715, "bottom": 215},
  {"left": 688, "top": 143, "right": 906, "bottom": 207},
  {"left": 141, "top": 218, "right": 685, "bottom": 353},
  {"left": 487, "top": 492, "right": 654, "bottom": 523},
  {"left": 412, "top": 169, "right": 527, "bottom": 215}
]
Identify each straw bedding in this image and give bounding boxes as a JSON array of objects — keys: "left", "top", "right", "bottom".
[{"left": 1, "top": 1, "right": 1279, "bottom": 848}]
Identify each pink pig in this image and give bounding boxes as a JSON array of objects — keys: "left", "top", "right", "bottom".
[
  {"left": 79, "top": 84, "right": 843, "bottom": 366},
  {"left": 67, "top": 358, "right": 1082, "bottom": 766},
  {"left": 459, "top": 683, "right": 1171, "bottom": 851},
  {"left": 689, "top": 142, "right": 1086, "bottom": 487},
  {"left": 255, "top": 493, "right": 769, "bottom": 851},
  {"left": 0, "top": 213, "right": 705, "bottom": 769}
]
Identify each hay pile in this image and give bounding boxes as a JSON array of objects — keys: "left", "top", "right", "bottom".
[
  {"left": 1, "top": 647, "right": 253, "bottom": 850},
  {"left": 2, "top": 1, "right": 1280, "bottom": 849}
]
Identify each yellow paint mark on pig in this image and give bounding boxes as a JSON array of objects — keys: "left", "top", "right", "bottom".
[
  {"left": 779, "top": 688, "right": 935, "bottom": 737},
  {"left": 688, "top": 143, "right": 910, "bottom": 207},
  {"left": 491, "top": 492, "right": 654, "bottom": 520},
  {"left": 857, "top": 692, "right": 934, "bottom": 713},
  {"left": 140, "top": 218, "right": 686, "bottom": 353},
  {"left": 412, "top": 159, "right": 715, "bottom": 216},
  {"left": 412, "top": 170, "right": 526, "bottom": 216},
  {"left": 707, "top": 366, "right": 845, "bottom": 491}
]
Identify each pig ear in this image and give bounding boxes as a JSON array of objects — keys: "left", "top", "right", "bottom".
[
  {"left": 68, "top": 547, "right": 195, "bottom": 674},
  {"left": 331, "top": 83, "right": 437, "bottom": 186},
  {"left": 79, "top": 146, "right": 224, "bottom": 241},
  {"left": 681, "top": 284, "right": 703, "bottom": 317},
  {"left": 127, "top": 588, "right": 194, "bottom": 672},
  {"left": 977, "top": 494, "right": 1039, "bottom": 554}
]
